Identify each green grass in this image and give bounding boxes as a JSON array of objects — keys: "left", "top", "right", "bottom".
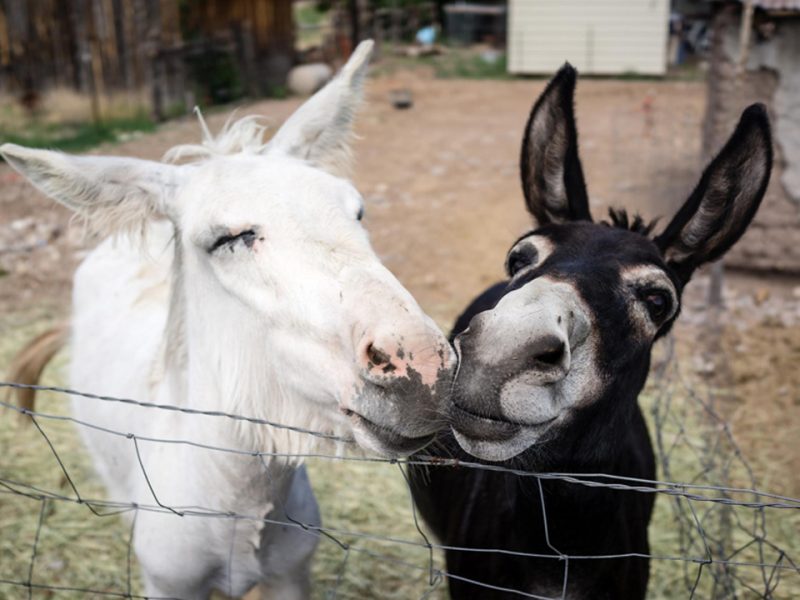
[
  {"left": 0, "top": 315, "right": 797, "bottom": 598},
  {"left": 295, "top": 2, "right": 329, "bottom": 29},
  {"left": 430, "top": 51, "right": 510, "bottom": 80},
  {"left": 0, "top": 115, "right": 155, "bottom": 156},
  {"left": 307, "top": 460, "right": 448, "bottom": 599},
  {"left": 369, "top": 46, "right": 512, "bottom": 81},
  {"left": 294, "top": 1, "right": 333, "bottom": 51},
  {"left": 642, "top": 378, "right": 800, "bottom": 599},
  {"left": 0, "top": 315, "right": 139, "bottom": 599}
]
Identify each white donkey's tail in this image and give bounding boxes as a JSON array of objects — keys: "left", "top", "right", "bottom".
[{"left": 5, "top": 324, "right": 68, "bottom": 422}]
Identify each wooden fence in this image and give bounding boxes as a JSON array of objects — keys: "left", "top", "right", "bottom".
[{"left": 0, "top": 0, "right": 294, "bottom": 120}]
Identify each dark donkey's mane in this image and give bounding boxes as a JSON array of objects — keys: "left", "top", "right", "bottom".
[
  {"left": 410, "top": 64, "right": 771, "bottom": 599},
  {"left": 606, "top": 207, "right": 659, "bottom": 236}
]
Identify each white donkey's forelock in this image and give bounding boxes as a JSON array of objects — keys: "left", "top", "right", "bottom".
[{"left": 163, "top": 111, "right": 272, "bottom": 164}]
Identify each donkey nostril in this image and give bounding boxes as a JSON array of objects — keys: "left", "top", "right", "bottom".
[
  {"left": 530, "top": 336, "right": 566, "bottom": 369},
  {"left": 365, "top": 343, "right": 391, "bottom": 368},
  {"left": 537, "top": 348, "right": 564, "bottom": 366}
]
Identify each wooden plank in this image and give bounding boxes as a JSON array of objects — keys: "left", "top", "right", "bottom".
[{"left": 0, "top": 4, "right": 11, "bottom": 67}]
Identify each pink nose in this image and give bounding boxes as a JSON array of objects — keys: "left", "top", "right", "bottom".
[{"left": 358, "top": 334, "right": 449, "bottom": 388}]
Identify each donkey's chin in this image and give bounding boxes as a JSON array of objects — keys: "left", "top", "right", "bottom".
[
  {"left": 344, "top": 409, "right": 436, "bottom": 456},
  {"left": 452, "top": 427, "right": 544, "bottom": 462},
  {"left": 450, "top": 403, "right": 556, "bottom": 462}
]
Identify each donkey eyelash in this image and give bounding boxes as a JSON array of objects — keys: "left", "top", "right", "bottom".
[
  {"left": 637, "top": 287, "right": 674, "bottom": 322},
  {"left": 506, "top": 244, "right": 540, "bottom": 276},
  {"left": 208, "top": 229, "right": 258, "bottom": 254}
]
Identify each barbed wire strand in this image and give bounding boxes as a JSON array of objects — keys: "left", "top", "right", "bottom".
[
  {"left": 127, "top": 508, "right": 138, "bottom": 599},
  {"left": 396, "top": 463, "right": 438, "bottom": 588},
  {"left": 1, "top": 364, "right": 799, "bottom": 599},
  {"left": 1, "top": 394, "right": 800, "bottom": 600},
  {"left": 2, "top": 475, "right": 796, "bottom": 574},
  {"left": 0, "top": 381, "right": 350, "bottom": 443},
  {"left": 649, "top": 339, "right": 791, "bottom": 596},
  {"left": 536, "top": 478, "right": 569, "bottom": 600},
  {"left": 2, "top": 394, "right": 798, "bottom": 509},
  {"left": 26, "top": 498, "right": 46, "bottom": 600}
]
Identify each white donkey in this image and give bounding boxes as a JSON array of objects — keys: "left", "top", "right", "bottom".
[{"left": 2, "top": 41, "right": 454, "bottom": 599}]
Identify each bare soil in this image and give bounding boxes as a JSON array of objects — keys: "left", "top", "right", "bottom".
[{"left": 1, "top": 68, "right": 798, "bottom": 492}]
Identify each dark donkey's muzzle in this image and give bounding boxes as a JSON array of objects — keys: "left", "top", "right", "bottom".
[{"left": 447, "top": 278, "right": 591, "bottom": 459}]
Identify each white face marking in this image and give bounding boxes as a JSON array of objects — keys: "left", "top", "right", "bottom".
[
  {"left": 506, "top": 235, "right": 555, "bottom": 277},
  {"left": 452, "top": 276, "right": 603, "bottom": 462},
  {"left": 453, "top": 427, "right": 544, "bottom": 463},
  {"left": 619, "top": 265, "right": 678, "bottom": 337}
]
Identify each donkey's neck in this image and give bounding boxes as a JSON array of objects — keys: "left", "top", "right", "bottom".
[
  {"left": 156, "top": 278, "right": 306, "bottom": 513},
  {"left": 531, "top": 387, "right": 649, "bottom": 475},
  {"left": 171, "top": 266, "right": 338, "bottom": 464}
]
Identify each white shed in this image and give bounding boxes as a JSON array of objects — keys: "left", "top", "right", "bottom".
[{"left": 508, "top": 0, "right": 670, "bottom": 76}]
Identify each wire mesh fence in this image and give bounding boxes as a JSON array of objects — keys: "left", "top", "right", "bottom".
[{"left": 0, "top": 342, "right": 798, "bottom": 600}]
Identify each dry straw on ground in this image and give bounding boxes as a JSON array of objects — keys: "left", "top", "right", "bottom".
[{"left": 0, "top": 315, "right": 798, "bottom": 599}]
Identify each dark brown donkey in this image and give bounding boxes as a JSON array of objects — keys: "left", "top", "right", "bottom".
[{"left": 410, "top": 65, "right": 772, "bottom": 599}]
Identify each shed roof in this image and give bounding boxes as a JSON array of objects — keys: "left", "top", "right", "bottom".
[{"left": 740, "top": 0, "right": 800, "bottom": 11}]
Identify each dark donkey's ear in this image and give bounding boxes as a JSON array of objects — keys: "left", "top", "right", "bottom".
[
  {"left": 655, "top": 104, "right": 772, "bottom": 285},
  {"left": 520, "top": 63, "right": 592, "bottom": 225}
]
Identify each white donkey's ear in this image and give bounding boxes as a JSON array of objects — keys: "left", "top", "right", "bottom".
[
  {"left": 0, "top": 143, "right": 186, "bottom": 234},
  {"left": 268, "top": 40, "right": 374, "bottom": 176}
]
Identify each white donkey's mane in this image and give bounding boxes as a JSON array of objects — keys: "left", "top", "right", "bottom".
[{"left": 163, "top": 110, "right": 272, "bottom": 164}]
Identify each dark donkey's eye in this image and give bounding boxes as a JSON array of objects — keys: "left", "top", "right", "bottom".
[
  {"left": 209, "top": 229, "right": 258, "bottom": 254},
  {"left": 642, "top": 289, "right": 672, "bottom": 322},
  {"left": 506, "top": 244, "right": 539, "bottom": 276}
]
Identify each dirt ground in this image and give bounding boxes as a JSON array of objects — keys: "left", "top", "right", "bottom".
[{"left": 1, "top": 66, "right": 799, "bottom": 597}]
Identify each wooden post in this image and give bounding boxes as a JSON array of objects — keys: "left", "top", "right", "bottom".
[
  {"left": 736, "top": 0, "right": 755, "bottom": 75},
  {"left": 708, "top": 262, "right": 725, "bottom": 308},
  {"left": 239, "top": 20, "right": 259, "bottom": 98},
  {"left": 698, "top": 7, "right": 756, "bottom": 595},
  {"left": 349, "top": 0, "right": 360, "bottom": 49},
  {"left": 0, "top": 4, "right": 9, "bottom": 90},
  {"left": 709, "top": 1, "right": 754, "bottom": 310},
  {"left": 391, "top": 0, "right": 399, "bottom": 44},
  {"left": 357, "top": 0, "right": 370, "bottom": 41},
  {"left": 144, "top": 0, "right": 163, "bottom": 121},
  {"left": 87, "top": 0, "right": 104, "bottom": 123}
]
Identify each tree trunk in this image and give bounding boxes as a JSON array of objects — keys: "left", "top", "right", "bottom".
[
  {"left": 703, "top": 5, "right": 740, "bottom": 309},
  {"left": 699, "top": 6, "right": 747, "bottom": 595}
]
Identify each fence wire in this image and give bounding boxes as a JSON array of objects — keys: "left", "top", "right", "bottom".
[{"left": 0, "top": 347, "right": 798, "bottom": 600}]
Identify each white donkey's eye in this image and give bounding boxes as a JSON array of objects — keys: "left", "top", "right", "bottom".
[
  {"left": 209, "top": 229, "right": 258, "bottom": 254},
  {"left": 356, "top": 206, "right": 365, "bottom": 221}
]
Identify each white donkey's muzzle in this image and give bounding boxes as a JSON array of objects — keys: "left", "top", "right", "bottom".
[{"left": 339, "top": 265, "right": 457, "bottom": 455}]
